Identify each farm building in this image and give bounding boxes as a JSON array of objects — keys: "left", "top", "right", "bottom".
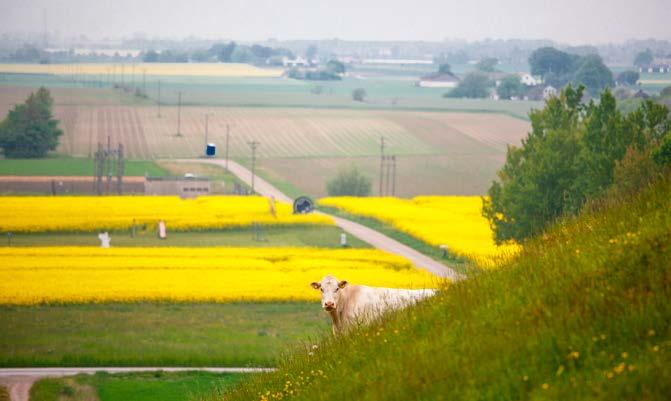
[
  {"left": 144, "top": 176, "right": 212, "bottom": 198},
  {"left": 519, "top": 73, "right": 542, "bottom": 86},
  {"left": 417, "top": 72, "right": 460, "bottom": 88},
  {"left": 543, "top": 85, "right": 558, "bottom": 100},
  {"left": 638, "top": 58, "right": 671, "bottom": 73}
]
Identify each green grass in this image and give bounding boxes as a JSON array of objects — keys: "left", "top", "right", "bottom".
[
  {"left": 318, "top": 205, "right": 470, "bottom": 275},
  {"left": 0, "top": 157, "right": 167, "bottom": 176},
  {"left": 0, "top": 303, "right": 329, "bottom": 367},
  {"left": 30, "top": 371, "right": 243, "bottom": 401},
  {"left": 214, "top": 176, "right": 671, "bottom": 401},
  {"left": 0, "top": 225, "right": 370, "bottom": 248}
]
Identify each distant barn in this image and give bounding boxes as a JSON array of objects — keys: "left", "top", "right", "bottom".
[{"left": 416, "top": 72, "right": 460, "bottom": 88}]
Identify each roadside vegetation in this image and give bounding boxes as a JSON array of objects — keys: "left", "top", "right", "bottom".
[{"left": 30, "top": 371, "right": 243, "bottom": 401}]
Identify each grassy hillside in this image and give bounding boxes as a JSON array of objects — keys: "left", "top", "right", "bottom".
[{"left": 212, "top": 176, "right": 671, "bottom": 401}]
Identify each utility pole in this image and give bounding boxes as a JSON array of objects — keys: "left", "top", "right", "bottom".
[
  {"left": 391, "top": 155, "right": 397, "bottom": 196},
  {"left": 157, "top": 80, "right": 161, "bottom": 117},
  {"left": 248, "top": 140, "right": 260, "bottom": 193},
  {"left": 176, "top": 91, "right": 182, "bottom": 136},
  {"left": 204, "top": 113, "right": 212, "bottom": 151},
  {"left": 385, "top": 155, "right": 392, "bottom": 196},
  {"left": 379, "top": 136, "right": 386, "bottom": 196},
  {"left": 225, "top": 124, "right": 230, "bottom": 171}
]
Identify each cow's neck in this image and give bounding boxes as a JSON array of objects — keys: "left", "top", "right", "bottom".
[{"left": 328, "top": 307, "right": 342, "bottom": 332}]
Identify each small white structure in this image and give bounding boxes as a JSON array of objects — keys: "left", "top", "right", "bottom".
[
  {"left": 340, "top": 233, "right": 348, "bottom": 247},
  {"left": 519, "top": 73, "right": 541, "bottom": 86},
  {"left": 417, "top": 73, "right": 460, "bottom": 88},
  {"left": 158, "top": 220, "right": 167, "bottom": 239},
  {"left": 98, "top": 232, "right": 111, "bottom": 248},
  {"left": 543, "top": 85, "right": 558, "bottom": 100},
  {"left": 282, "top": 56, "right": 309, "bottom": 68}
]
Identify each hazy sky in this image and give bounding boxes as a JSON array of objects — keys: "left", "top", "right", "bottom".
[{"left": 1, "top": 0, "right": 670, "bottom": 44}]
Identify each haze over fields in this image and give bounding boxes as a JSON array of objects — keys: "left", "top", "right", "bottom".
[{"left": 2, "top": 0, "right": 670, "bottom": 44}]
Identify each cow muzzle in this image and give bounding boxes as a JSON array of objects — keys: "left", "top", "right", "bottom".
[{"left": 323, "top": 302, "right": 335, "bottom": 311}]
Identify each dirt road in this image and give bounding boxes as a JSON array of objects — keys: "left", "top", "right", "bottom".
[{"left": 177, "top": 158, "right": 461, "bottom": 280}]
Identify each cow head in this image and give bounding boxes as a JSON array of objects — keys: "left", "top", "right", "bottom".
[{"left": 311, "top": 275, "right": 348, "bottom": 312}]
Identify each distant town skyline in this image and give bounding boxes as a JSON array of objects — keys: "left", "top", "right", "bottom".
[{"left": 1, "top": 0, "right": 670, "bottom": 45}]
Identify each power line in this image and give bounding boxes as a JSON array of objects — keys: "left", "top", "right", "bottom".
[
  {"left": 379, "top": 136, "right": 385, "bottom": 196},
  {"left": 225, "top": 124, "right": 230, "bottom": 171}
]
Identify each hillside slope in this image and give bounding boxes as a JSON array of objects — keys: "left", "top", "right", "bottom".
[{"left": 213, "top": 177, "right": 671, "bottom": 401}]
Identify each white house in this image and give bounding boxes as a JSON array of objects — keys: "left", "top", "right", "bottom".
[
  {"left": 417, "top": 73, "right": 460, "bottom": 88},
  {"left": 543, "top": 85, "right": 558, "bottom": 100},
  {"left": 519, "top": 73, "right": 541, "bottom": 86},
  {"left": 282, "top": 56, "right": 309, "bottom": 68}
]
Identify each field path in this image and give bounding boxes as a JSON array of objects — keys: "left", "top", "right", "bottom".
[
  {"left": 0, "top": 367, "right": 273, "bottom": 401},
  {"left": 176, "top": 159, "right": 460, "bottom": 280}
]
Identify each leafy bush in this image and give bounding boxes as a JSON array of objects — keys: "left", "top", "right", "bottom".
[
  {"left": 326, "top": 166, "right": 371, "bottom": 196},
  {"left": 352, "top": 88, "right": 367, "bottom": 102}
]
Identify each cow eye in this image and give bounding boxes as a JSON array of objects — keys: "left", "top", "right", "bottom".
[
  {"left": 320, "top": 289, "right": 324, "bottom": 292},
  {"left": 335, "top": 288, "right": 339, "bottom": 292}
]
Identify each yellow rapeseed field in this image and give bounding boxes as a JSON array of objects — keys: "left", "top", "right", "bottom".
[
  {"left": 0, "top": 196, "right": 332, "bottom": 232},
  {"left": 0, "top": 247, "right": 439, "bottom": 305},
  {"left": 319, "top": 196, "right": 519, "bottom": 268},
  {"left": 0, "top": 63, "right": 282, "bottom": 77}
]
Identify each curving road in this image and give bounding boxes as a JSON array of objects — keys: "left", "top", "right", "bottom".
[{"left": 177, "top": 158, "right": 461, "bottom": 280}]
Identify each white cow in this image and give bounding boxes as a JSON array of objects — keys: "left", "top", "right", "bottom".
[{"left": 310, "top": 275, "right": 436, "bottom": 335}]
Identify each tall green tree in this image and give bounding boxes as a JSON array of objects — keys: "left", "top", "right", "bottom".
[
  {"left": 497, "top": 75, "right": 525, "bottom": 100},
  {"left": 476, "top": 58, "right": 498, "bottom": 72},
  {"left": 483, "top": 86, "right": 584, "bottom": 242},
  {"left": 445, "top": 73, "right": 490, "bottom": 99},
  {"left": 633, "top": 49, "right": 654, "bottom": 67},
  {"left": 571, "top": 54, "right": 613, "bottom": 95},
  {"left": 615, "top": 70, "right": 640, "bottom": 86},
  {"left": 528, "top": 47, "right": 577, "bottom": 77},
  {"left": 438, "top": 63, "right": 452, "bottom": 74},
  {"left": 0, "top": 87, "right": 62, "bottom": 158}
]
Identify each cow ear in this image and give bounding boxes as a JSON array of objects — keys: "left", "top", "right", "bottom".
[
  {"left": 310, "top": 282, "right": 321, "bottom": 290},
  {"left": 338, "top": 280, "right": 348, "bottom": 289}
]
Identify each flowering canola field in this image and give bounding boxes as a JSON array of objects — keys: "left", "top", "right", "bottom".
[
  {"left": 0, "top": 196, "right": 332, "bottom": 232},
  {"left": 319, "top": 196, "right": 520, "bottom": 268},
  {"left": 0, "top": 247, "right": 438, "bottom": 305}
]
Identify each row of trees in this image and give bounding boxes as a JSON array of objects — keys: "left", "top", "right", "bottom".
[
  {"left": 0, "top": 88, "right": 62, "bottom": 158},
  {"left": 142, "top": 42, "right": 295, "bottom": 65},
  {"left": 483, "top": 85, "right": 671, "bottom": 243},
  {"left": 528, "top": 47, "right": 613, "bottom": 95}
]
